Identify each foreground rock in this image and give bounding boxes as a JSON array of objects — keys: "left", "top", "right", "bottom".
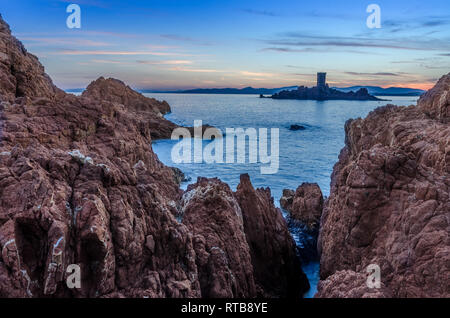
[
  {"left": 317, "top": 74, "right": 450, "bottom": 298},
  {"left": 280, "top": 183, "right": 324, "bottom": 263},
  {"left": 236, "top": 174, "right": 309, "bottom": 297},
  {"left": 181, "top": 175, "right": 309, "bottom": 298},
  {"left": 181, "top": 178, "right": 257, "bottom": 298},
  {"left": 0, "top": 15, "right": 307, "bottom": 298}
]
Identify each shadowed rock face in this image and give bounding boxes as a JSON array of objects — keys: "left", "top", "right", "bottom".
[
  {"left": 0, "top": 15, "right": 307, "bottom": 298},
  {"left": 0, "top": 16, "right": 62, "bottom": 102},
  {"left": 317, "top": 74, "right": 450, "bottom": 298},
  {"left": 236, "top": 174, "right": 309, "bottom": 298}
]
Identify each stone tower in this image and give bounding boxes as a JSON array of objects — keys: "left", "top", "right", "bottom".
[{"left": 317, "top": 72, "right": 327, "bottom": 89}]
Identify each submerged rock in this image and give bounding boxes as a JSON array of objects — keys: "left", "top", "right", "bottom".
[
  {"left": 317, "top": 73, "right": 450, "bottom": 298},
  {"left": 289, "top": 124, "right": 306, "bottom": 131}
]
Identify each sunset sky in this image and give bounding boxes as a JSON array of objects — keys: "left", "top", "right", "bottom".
[{"left": 1, "top": 0, "right": 449, "bottom": 90}]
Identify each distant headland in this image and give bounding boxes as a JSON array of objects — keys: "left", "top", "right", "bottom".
[{"left": 268, "top": 73, "right": 385, "bottom": 101}]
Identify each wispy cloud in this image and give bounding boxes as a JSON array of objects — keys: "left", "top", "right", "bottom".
[
  {"left": 160, "top": 34, "right": 212, "bottom": 45},
  {"left": 167, "top": 67, "right": 221, "bottom": 73},
  {"left": 261, "top": 32, "right": 450, "bottom": 51},
  {"left": 241, "top": 9, "right": 279, "bottom": 17},
  {"left": 261, "top": 47, "right": 318, "bottom": 53},
  {"left": 54, "top": 50, "right": 186, "bottom": 56},
  {"left": 21, "top": 37, "right": 109, "bottom": 47},
  {"left": 137, "top": 60, "right": 193, "bottom": 65},
  {"left": 240, "top": 71, "right": 274, "bottom": 77},
  {"left": 90, "top": 59, "right": 128, "bottom": 65},
  {"left": 344, "top": 72, "right": 403, "bottom": 77}
]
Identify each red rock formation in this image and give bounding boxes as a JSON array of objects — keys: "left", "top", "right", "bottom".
[
  {"left": 0, "top": 15, "right": 199, "bottom": 297},
  {"left": 181, "top": 175, "right": 309, "bottom": 298},
  {"left": 181, "top": 177, "right": 257, "bottom": 298},
  {"left": 0, "top": 15, "right": 307, "bottom": 298},
  {"left": 280, "top": 183, "right": 323, "bottom": 230},
  {"left": 236, "top": 174, "right": 309, "bottom": 297},
  {"left": 317, "top": 74, "right": 450, "bottom": 298},
  {"left": 0, "top": 15, "right": 62, "bottom": 103}
]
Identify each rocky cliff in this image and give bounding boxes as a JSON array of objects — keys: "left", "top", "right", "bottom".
[
  {"left": 316, "top": 74, "right": 450, "bottom": 298},
  {"left": 0, "top": 15, "right": 307, "bottom": 298}
]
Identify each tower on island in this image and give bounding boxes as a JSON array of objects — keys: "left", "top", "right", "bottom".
[{"left": 317, "top": 72, "right": 327, "bottom": 89}]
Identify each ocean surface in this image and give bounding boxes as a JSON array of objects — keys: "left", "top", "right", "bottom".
[{"left": 146, "top": 93, "right": 419, "bottom": 298}]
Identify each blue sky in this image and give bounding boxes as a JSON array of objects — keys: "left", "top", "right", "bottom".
[{"left": 1, "top": 0, "right": 449, "bottom": 90}]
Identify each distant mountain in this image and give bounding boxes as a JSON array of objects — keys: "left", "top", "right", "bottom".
[
  {"left": 67, "top": 85, "right": 425, "bottom": 96},
  {"left": 143, "top": 86, "right": 299, "bottom": 95},
  {"left": 333, "top": 86, "right": 425, "bottom": 96}
]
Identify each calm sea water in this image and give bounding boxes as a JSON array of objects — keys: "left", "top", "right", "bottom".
[{"left": 146, "top": 93, "right": 419, "bottom": 297}]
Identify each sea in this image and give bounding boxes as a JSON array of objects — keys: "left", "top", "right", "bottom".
[{"left": 145, "top": 93, "right": 419, "bottom": 298}]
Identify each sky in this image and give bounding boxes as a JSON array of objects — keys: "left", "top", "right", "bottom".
[{"left": 1, "top": 0, "right": 449, "bottom": 90}]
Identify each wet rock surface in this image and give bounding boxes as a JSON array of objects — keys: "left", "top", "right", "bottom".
[{"left": 317, "top": 74, "right": 450, "bottom": 298}]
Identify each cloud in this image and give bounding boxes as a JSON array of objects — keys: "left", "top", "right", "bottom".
[
  {"left": 241, "top": 9, "right": 279, "bottom": 17},
  {"left": 90, "top": 59, "right": 128, "bottom": 65},
  {"left": 167, "top": 67, "right": 221, "bottom": 73},
  {"left": 160, "top": 34, "right": 212, "bottom": 45},
  {"left": 240, "top": 71, "right": 274, "bottom": 77},
  {"left": 261, "top": 47, "right": 318, "bottom": 53},
  {"left": 20, "top": 37, "right": 109, "bottom": 47},
  {"left": 137, "top": 60, "right": 193, "bottom": 65},
  {"left": 344, "top": 72, "right": 403, "bottom": 77},
  {"left": 421, "top": 20, "right": 449, "bottom": 27},
  {"left": 262, "top": 32, "right": 450, "bottom": 51},
  {"left": 54, "top": 50, "right": 186, "bottom": 56}
]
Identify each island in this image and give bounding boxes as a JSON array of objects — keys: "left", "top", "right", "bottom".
[{"left": 268, "top": 73, "right": 384, "bottom": 101}]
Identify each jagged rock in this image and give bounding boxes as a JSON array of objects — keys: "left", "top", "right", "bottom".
[
  {"left": 235, "top": 174, "right": 309, "bottom": 297},
  {"left": 0, "top": 14, "right": 63, "bottom": 102},
  {"left": 181, "top": 177, "right": 257, "bottom": 298},
  {"left": 0, "top": 16, "right": 199, "bottom": 298},
  {"left": 180, "top": 175, "right": 309, "bottom": 298},
  {"left": 280, "top": 183, "right": 323, "bottom": 230},
  {"left": 317, "top": 74, "right": 450, "bottom": 298},
  {"left": 418, "top": 73, "right": 450, "bottom": 123}
]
